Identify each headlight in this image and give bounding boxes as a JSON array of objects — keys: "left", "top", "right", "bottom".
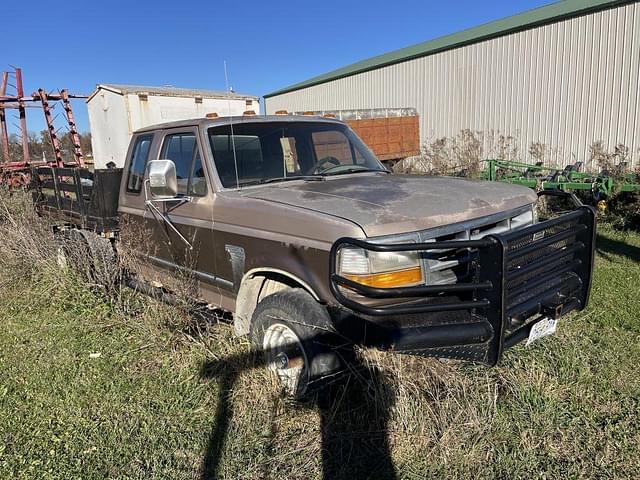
[
  {"left": 511, "top": 208, "right": 535, "bottom": 230},
  {"left": 338, "top": 246, "right": 423, "bottom": 288}
]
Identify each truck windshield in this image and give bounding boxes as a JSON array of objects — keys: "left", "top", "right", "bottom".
[{"left": 207, "top": 121, "right": 385, "bottom": 188}]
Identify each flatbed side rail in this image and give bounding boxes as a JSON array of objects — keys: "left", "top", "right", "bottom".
[{"left": 31, "top": 166, "right": 122, "bottom": 233}]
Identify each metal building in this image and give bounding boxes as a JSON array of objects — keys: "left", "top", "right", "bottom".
[
  {"left": 264, "top": 0, "right": 640, "bottom": 168},
  {"left": 87, "top": 84, "right": 259, "bottom": 169}
]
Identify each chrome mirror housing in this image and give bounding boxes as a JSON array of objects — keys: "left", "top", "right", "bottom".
[{"left": 146, "top": 159, "right": 178, "bottom": 198}]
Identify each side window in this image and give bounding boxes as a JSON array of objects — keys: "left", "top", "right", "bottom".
[
  {"left": 161, "top": 132, "right": 207, "bottom": 196},
  {"left": 126, "top": 134, "right": 153, "bottom": 194}
]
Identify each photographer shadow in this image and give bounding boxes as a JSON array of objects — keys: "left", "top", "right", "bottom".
[
  {"left": 199, "top": 335, "right": 397, "bottom": 480},
  {"left": 316, "top": 359, "right": 397, "bottom": 479}
]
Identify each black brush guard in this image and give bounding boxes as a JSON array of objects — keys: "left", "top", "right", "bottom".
[{"left": 329, "top": 195, "right": 596, "bottom": 366}]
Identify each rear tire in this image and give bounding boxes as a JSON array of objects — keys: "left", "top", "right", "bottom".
[
  {"left": 54, "top": 229, "right": 92, "bottom": 280},
  {"left": 79, "top": 230, "right": 118, "bottom": 291},
  {"left": 249, "top": 288, "right": 347, "bottom": 399},
  {"left": 54, "top": 229, "right": 118, "bottom": 290}
]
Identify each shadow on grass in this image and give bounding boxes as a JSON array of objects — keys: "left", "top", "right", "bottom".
[
  {"left": 199, "top": 333, "right": 397, "bottom": 480},
  {"left": 596, "top": 233, "right": 640, "bottom": 262}
]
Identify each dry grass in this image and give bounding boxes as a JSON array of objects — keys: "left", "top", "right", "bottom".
[
  {"left": 394, "top": 129, "right": 519, "bottom": 176},
  {"left": 588, "top": 141, "right": 631, "bottom": 177},
  {"left": 0, "top": 191, "right": 57, "bottom": 286},
  {"left": 394, "top": 130, "right": 638, "bottom": 178}
]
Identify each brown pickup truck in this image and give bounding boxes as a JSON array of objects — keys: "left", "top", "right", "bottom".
[{"left": 32, "top": 115, "right": 596, "bottom": 398}]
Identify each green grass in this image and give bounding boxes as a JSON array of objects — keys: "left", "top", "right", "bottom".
[{"left": 1, "top": 223, "right": 639, "bottom": 479}]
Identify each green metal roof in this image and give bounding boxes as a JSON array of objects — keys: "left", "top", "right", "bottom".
[{"left": 265, "top": 0, "right": 631, "bottom": 98}]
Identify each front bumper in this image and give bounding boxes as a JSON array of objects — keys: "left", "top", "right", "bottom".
[{"left": 329, "top": 193, "right": 596, "bottom": 365}]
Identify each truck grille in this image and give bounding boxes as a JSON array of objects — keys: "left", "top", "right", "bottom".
[{"left": 419, "top": 208, "right": 534, "bottom": 285}]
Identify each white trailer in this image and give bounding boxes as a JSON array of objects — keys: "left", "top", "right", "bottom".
[{"left": 87, "top": 84, "right": 260, "bottom": 169}]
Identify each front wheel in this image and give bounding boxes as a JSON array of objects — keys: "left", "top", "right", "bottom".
[{"left": 249, "top": 288, "right": 346, "bottom": 399}]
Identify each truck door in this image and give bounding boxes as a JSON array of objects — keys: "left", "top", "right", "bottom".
[
  {"left": 151, "top": 127, "right": 221, "bottom": 305},
  {"left": 119, "top": 132, "right": 176, "bottom": 279}
]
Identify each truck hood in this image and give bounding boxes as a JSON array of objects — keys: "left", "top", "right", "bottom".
[{"left": 239, "top": 174, "right": 537, "bottom": 237}]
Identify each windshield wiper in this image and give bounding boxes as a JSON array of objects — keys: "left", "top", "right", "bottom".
[
  {"left": 238, "top": 176, "right": 324, "bottom": 187},
  {"left": 259, "top": 175, "right": 325, "bottom": 185},
  {"left": 322, "top": 168, "right": 390, "bottom": 176}
]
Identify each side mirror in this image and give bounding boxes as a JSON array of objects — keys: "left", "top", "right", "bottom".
[{"left": 146, "top": 159, "right": 178, "bottom": 198}]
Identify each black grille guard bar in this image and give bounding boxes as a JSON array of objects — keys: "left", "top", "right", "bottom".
[
  {"left": 330, "top": 237, "right": 497, "bottom": 315},
  {"left": 329, "top": 191, "right": 596, "bottom": 365}
]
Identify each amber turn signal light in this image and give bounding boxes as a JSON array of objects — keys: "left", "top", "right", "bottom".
[{"left": 344, "top": 266, "right": 422, "bottom": 288}]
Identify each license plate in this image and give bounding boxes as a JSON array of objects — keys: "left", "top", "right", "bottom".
[{"left": 526, "top": 317, "right": 558, "bottom": 346}]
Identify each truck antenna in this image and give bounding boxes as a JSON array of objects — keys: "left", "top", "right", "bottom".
[{"left": 224, "top": 60, "right": 240, "bottom": 190}]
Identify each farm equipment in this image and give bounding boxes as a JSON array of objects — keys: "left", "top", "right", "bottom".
[
  {"left": 483, "top": 159, "right": 640, "bottom": 205},
  {"left": 0, "top": 67, "right": 87, "bottom": 190}
]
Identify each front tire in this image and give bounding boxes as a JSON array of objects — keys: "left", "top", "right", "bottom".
[{"left": 249, "top": 288, "right": 346, "bottom": 399}]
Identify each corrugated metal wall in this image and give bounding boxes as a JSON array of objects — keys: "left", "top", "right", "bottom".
[{"left": 265, "top": 2, "right": 640, "bottom": 168}]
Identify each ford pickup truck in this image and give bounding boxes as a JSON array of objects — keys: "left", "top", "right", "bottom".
[{"left": 32, "top": 115, "right": 596, "bottom": 398}]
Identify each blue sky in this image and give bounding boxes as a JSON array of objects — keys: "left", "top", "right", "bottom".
[{"left": 4, "top": 0, "right": 554, "bottom": 134}]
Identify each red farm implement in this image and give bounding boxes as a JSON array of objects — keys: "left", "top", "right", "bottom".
[{"left": 0, "top": 67, "right": 87, "bottom": 190}]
